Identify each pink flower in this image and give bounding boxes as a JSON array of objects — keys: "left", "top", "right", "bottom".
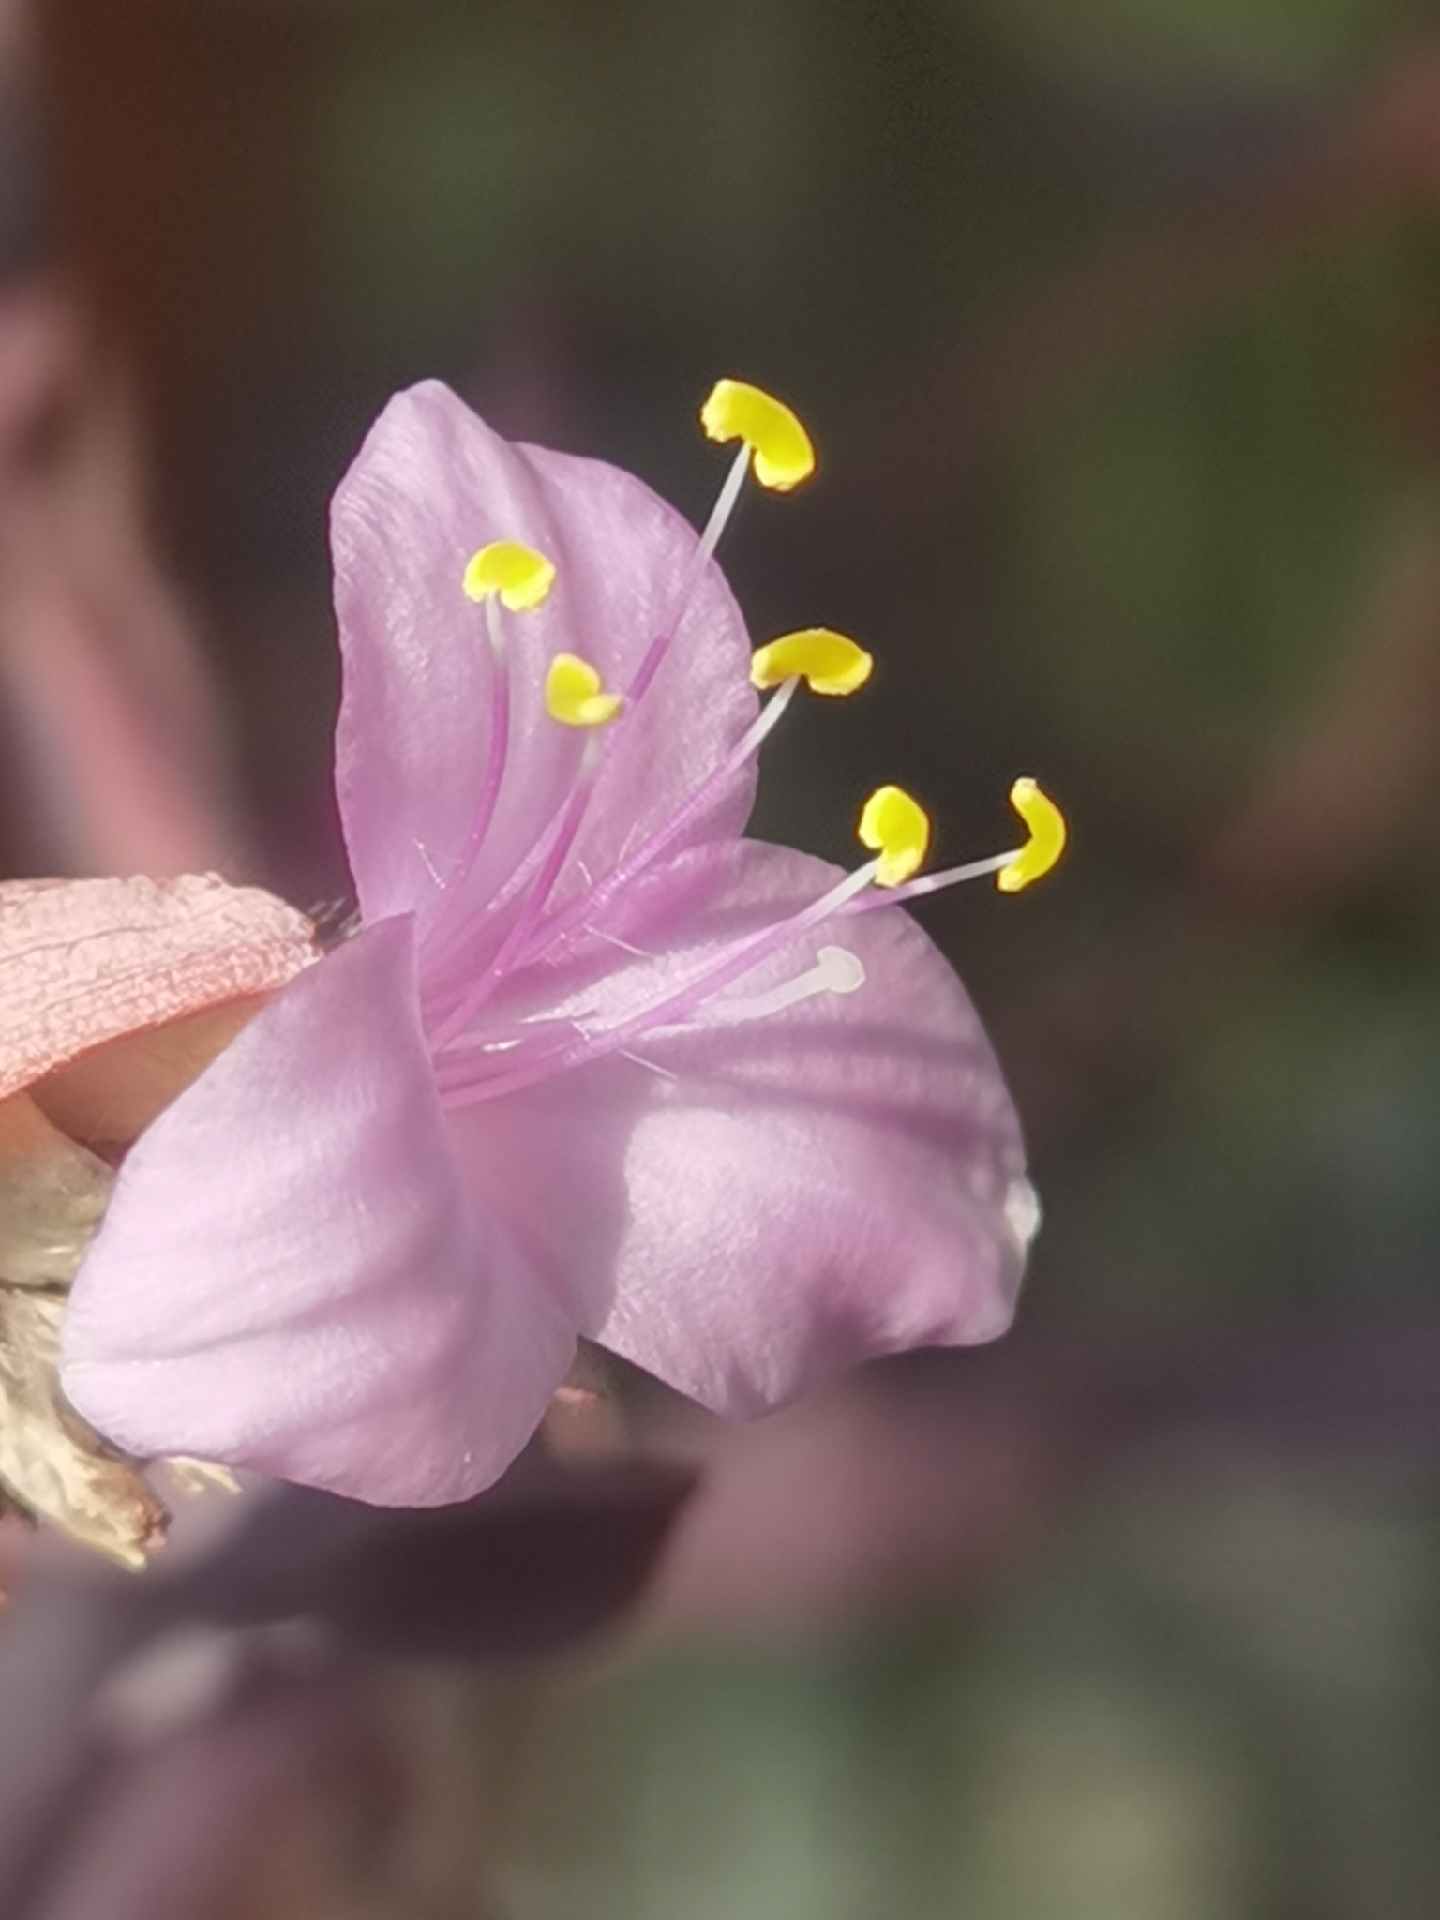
[{"left": 60, "top": 380, "right": 1059, "bottom": 1508}]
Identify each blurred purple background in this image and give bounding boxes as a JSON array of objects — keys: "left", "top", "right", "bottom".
[{"left": 5, "top": 1, "right": 1440, "bottom": 1914}]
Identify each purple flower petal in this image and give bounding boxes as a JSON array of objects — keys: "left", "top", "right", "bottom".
[
  {"left": 62, "top": 919, "right": 576, "bottom": 1504},
  {"left": 53, "top": 388, "right": 1043, "bottom": 1530},
  {"left": 331, "top": 382, "right": 759, "bottom": 942},
  {"left": 446, "top": 840, "right": 1032, "bottom": 1417}
]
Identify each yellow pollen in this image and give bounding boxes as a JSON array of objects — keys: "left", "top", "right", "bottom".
[
  {"left": 700, "top": 379, "right": 816, "bottom": 490},
  {"left": 997, "top": 778, "right": 1067, "bottom": 893},
  {"left": 858, "top": 785, "right": 930, "bottom": 887},
  {"left": 463, "top": 541, "right": 556, "bottom": 611},
  {"left": 751, "top": 628, "right": 873, "bottom": 696},
  {"left": 546, "top": 653, "right": 624, "bottom": 729}
]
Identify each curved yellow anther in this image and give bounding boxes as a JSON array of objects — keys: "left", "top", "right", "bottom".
[
  {"left": 463, "top": 541, "right": 556, "bottom": 611},
  {"left": 997, "top": 778, "right": 1067, "bottom": 893},
  {"left": 700, "top": 379, "right": 816, "bottom": 491},
  {"left": 858, "top": 785, "right": 930, "bottom": 888},
  {"left": 546, "top": 653, "right": 624, "bottom": 729},
  {"left": 751, "top": 628, "right": 873, "bottom": 697}
]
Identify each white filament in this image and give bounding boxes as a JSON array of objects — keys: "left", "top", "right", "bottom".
[{"left": 695, "top": 443, "right": 752, "bottom": 575}]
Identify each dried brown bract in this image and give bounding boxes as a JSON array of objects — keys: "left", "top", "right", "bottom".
[{"left": 0, "top": 1093, "right": 167, "bottom": 1566}]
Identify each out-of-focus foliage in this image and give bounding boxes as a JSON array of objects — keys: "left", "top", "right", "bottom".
[
  {"left": 500, "top": 1465, "right": 1440, "bottom": 1920},
  {"left": 1013, "top": 244, "right": 1401, "bottom": 802},
  {"left": 979, "top": 0, "right": 1409, "bottom": 83}
]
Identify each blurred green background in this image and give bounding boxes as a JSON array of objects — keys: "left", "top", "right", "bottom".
[{"left": 27, "top": 0, "right": 1440, "bottom": 1913}]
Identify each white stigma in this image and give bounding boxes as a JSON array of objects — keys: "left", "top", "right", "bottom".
[{"left": 706, "top": 944, "right": 866, "bottom": 1025}]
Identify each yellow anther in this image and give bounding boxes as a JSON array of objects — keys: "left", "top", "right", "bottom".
[
  {"left": 700, "top": 379, "right": 816, "bottom": 490},
  {"left": 546, "top": 653, "right": 624, "bottom": 729},
  {"left": 997, "top": 778, "right": 1067, "bottom": 893},
  {"left": 463, "top": 541, "right": 556, "bottom": 611},
  {"left": 858, "top": 785, "right": 930, "bottom": 888},
  {"left": 751, "top": 628, "right": 873, "bottom": 697}
]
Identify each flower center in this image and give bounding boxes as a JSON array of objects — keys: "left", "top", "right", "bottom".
[{"left": 412, "top": 380, "right": 1065, "bottom": 1105}]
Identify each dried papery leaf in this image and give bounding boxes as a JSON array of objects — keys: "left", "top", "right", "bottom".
[
  {"left": 33, "top": 995, "right": 273, "bottom": 1149},
  {"left": 0, "top": 1287, "right": 166, "bottom": 1567},
  {"left": 0, "top": 876, "right": 317, "bottom": 1114},
  {"left": 0, "top": 1091, "right": 113, "bottom": 1286}
]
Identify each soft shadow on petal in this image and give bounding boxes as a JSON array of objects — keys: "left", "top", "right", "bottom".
[
  {"left": 62, "top": 919, "right": 576, "bottom": 1505},
  {"left": 331, "top": 381, "right": 759, "bottom": 936},
  {"left": 508, "top": 840, "right": 1031, "bottom": 1416}
]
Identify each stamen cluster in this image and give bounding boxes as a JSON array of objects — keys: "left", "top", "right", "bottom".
[{"left": 418, "top": 379, "right": 1065, "bottom": 1110}]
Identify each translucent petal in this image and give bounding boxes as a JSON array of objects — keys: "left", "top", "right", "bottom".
[
  {"left": 331, "top": 383, "right": 759, "bottom": 958},
  {"left": 63, "top": 920, "right": 576, "bottom": 1505}
]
